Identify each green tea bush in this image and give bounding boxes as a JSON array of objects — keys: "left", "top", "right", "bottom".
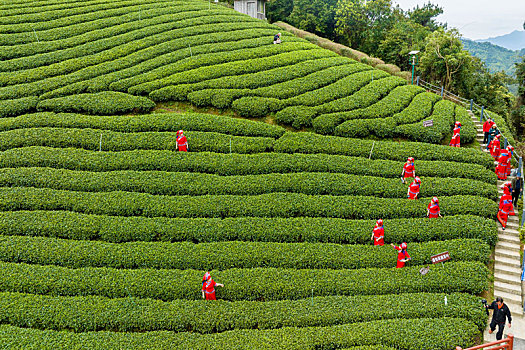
[
  {"left": 0, "top": 112, "right": 285, "bottom": 138},
  {"left": 0, "top": 235, "right": 489, "bottom": 270},
  {"left": 275, "top": 106, "right": 318, "bottom": 128},
  {"left": 0, "top": 211, "right": 498, "bottom": 245},
  {"left": 0, "top": 96, "right": 39, "bottom": 118},
  {"left": 0, "top": 292, "right": 485, "bottom": 333},
  {"left": 0, "top": 147, "right": 496, "bottom": 183},
  {"left": 232, "top": 96, "right": 282, "bottom": 118},
  {"left": 0, "top": 261, "right": 488, "bottom": 301},
  {"left": 0, "top": 128, "right": 274, "bottom": 153},
  {"left": 454, "top": 105, "right": 477, "bottom": 144},
  {"left": 274, "top": 132, "right": 494, "bottom": 168},
  {"left": 0, "top": 318, "right": 479, "bottom": 349},
  {"left": 0, "top": 168, "right": 497, "bottom": 199},
  {"left": 0, "top": 187, "right": 498, "bottom": 219},
  {"left": 36, "top": 92, "right": 155, "bottom": 115}
]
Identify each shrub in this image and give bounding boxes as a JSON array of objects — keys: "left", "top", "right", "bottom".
[
  {"left": 0, "top": 147, "right": 496, "bottom": 184},
  {"left": 0, "top": 235, "right": 489, "bottom": 270},
  {"left": 275, "top": 106, "right": 317, "bottom": 128},
  {"left": 0, "top": 318, "right": 479, "bottom": 349},
  {"left": 232, "top": 96, "right": 282, "bottom": 117},
  {"left": 0, "top": 187, "right": 498, "bottom": 219},
  {"left": 0, "top": 292, "right": 485, "bottom": 333},
  {"left": 37, "top": 92, "right": 155, "bottom": 115},
  {"left": 0, "top": 96, "right": 39, "bottom": 117},
  {"left": 0, "top": 211, "right": 498, "bottom": 245},
  {"left": 0, "top": 260, "right": 488, "bottom": 301}
]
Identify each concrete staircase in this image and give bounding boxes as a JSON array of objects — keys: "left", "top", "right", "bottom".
[{"left": 469, "top": 111, "right": 524, "bottom": 318}]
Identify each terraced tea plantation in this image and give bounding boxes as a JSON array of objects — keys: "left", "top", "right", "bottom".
[{"left": 0, "top": 0, "right": 507, "bottom": 349}]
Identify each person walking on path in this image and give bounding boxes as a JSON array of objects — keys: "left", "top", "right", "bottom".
[
  {"left": 485, "top": 297, "right": 512, "bottom": 341},
  {"left": 202, "top": 271, "right": 224, "bottom": 300},
  {"left": 390, "top": 242, "right": 411, "bottom": 268},
  {"left": 511, "top": 175, "right": 523, "bottom": 207},
  {"left": 506, "top": 145, "right": 514, "bottom": 176},
  {"left": 487, "top": 124, "right": 500, "bottom": 150},
  {"left": 426, "top": 197, "right": 442, "bottom": 218},
  {"left": 407, "top": 176, "right": 421, "bottom": 199},
  {"left": 371, "top": 219, "right": 384, "bottom": 246},
  {"left": 176, "top": 130, "right": 188, "bottom": 152},
  {"left": 498, "top": 184, "right": 514, "bottom": 230},
  {"left": 449, "top": 121, "right": 461, "bottom": 147},
  {"left": 496, "top": 147, "right": 510, "bottom": 180},
  {"left": 489, "top": 134, "right": 501, "bottom": 160},
  {"left": 482, "top": 118, "right": 494, "bottom": 144},
  {"left": 401, "top": 157, "right": 415, "bottom": 184}
]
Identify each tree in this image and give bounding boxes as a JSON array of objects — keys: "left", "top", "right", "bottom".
[
  {"left": 510, "top": 57, "right": 525, "bottom": 137},
  {"left": 407, "top": 2, "right": 444, "bottom": 31},
  {"left": 419, "top": 28, "right": 471, "bottom": 91},
  {"left": 266, "top": 0, "right": 294, "bottom": 23},
  {"left": 287, "top": 0, "right": 339, "bottom": 40}
]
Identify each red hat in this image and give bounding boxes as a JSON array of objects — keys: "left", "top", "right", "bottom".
[
  {"left": 495, "top": 134, "right": 501, "bottom": 139},
  {"left": 432, "top": 196, "right": 439, "bottom": 204},
  {"left": 507, "top": 145, "right": 514, "bottom": 151},
  {"left": 414, "top": 176, "right": 421, "bottom": 184},
  {"left": 401, "top": 242, "right": 407, "bottom": 249},
  {"left": 407, "top": 157, "right": 414, "bottom": 162},
  {"left": 202, "top": 272, "right": 211, "bottom": 282},
  {"left": 455, "top": 121, "right": 461, "bottom": 126},
  {"left": 177, "top": 130, "right": 184, "bottom": 135},
  {"left": 376, "top": 219, "right": 383, "bottom": 226}
]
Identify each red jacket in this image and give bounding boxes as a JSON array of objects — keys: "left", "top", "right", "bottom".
[
  {"left": 427, "top": 202, "right": 440, "bottom": 218},
  {"left": 177, "top": 135, "right": 188, "bottom": 152},
  {"left": 393, "top": 246, "right": 411, "bottom": 268},
  {"left": 408, "top": 181, "right": 420, "bottom": 199},
  {"left": 403, "top": 162, "right": 415, "bottom": 178},
  {"left": 483, "top": 120, "right": 494, "bottom": 132},
  {"left": 372, "top": 225, "right": 384, "bottom": 246}
]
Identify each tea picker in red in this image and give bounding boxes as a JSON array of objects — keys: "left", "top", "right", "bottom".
[
  {"left": 202, "top": 271, "right": 224, "bottom": 300},
  {"left": 427, "top": 196, "right": 442, "bottom": 218},
  {"left": 489, "top": 134, "right": 501, "bottom": 160},
  {"left": 496, "top": 146, "right": 510, "bottom": 180},
  {"left": 506, "top": 145, "right": 514, "bottom": 176},
  {"left": 176, "top": 130, "right": 188, "bottom": 152},
  {"left": 449, "top": 121, "right": 461, "bottom": 147},
  {"left": 390, "top": 242, "right": 411, "bottom": 268},
  {"left": 407, "top": 176, "right": 421, "bottom": 199},
  {"left": 498, "top": 182, "right": 514, "bottom": 230},
  {"left": 371, "top": 219, "right": 384, "bottom": 246},
  {"left": 401, "top": 157, "right": 415, "bottom": 184}
]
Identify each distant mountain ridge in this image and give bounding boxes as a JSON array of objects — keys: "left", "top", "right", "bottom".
[
  {"left": 475, "top": 30, "right": 525, "bottom": 51},
  {"left": 461, "top": 38, "right": 524, "bottom": 76}
]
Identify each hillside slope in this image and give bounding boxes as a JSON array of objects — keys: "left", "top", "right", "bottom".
[{"left": 0, "top": 0, "right": 506, "bottom": 348}]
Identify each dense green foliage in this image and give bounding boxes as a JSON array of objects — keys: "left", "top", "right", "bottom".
[{"left": 0, "top": 211, "right": 498, "bottom": 245}]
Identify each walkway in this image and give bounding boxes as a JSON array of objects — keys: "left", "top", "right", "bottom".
[{"left": 470, "top": 111, "right": 524, "bottom": 345}]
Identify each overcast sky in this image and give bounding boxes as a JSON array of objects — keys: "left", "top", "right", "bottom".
[{"left": 393, "top": 0, "right": 525, "bottom": 40}]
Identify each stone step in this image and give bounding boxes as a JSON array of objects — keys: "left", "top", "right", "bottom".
[
  {"left": 498, "top": 233, "right": 521, "bottom": 244},
  {"left": 502, "top": 227, "right": 520, "bottom": 235},
  {"left": 494, "top": 280, "right": 522, "bottom": 295},
  {"left": 496, "top": 241, "right": 521, "bottom": 252},
  {"left": 493, "top": 289, "right": 523, "bottom": 304},
  {"left": 494, "top": 255, "right": 522, "bottom": 269},
  {"left": 494, "top": 264, "right": 522, "bottom": 276},
  {"left": 494, "top": 271, "right": 523, "bottom": 286},
  {"left": 495, "top": 249, "right": 521, "bottom": 260}
]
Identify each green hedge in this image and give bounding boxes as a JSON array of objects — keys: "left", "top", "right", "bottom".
[
  {"left": 0, "top": 2, "right": 196, "bottom": 57},
  {"left": 0, "top": 211, "right": 498, "bottom": 245},
  {"left": 181, "top": 57, "right": 358, "bottom": 104},
  {"left": 0, "top": 292, "right": 485, "bottom": 333},
  {"left": 36, "top": 92, "right": 155, "bottom": 115},
  {"left": 0, "top": 147, "right": 496, "bottom": 184},
  {"left": 0, "top": 187, "right": 498, "bottom": 219},
  {"left": 333, "top": 92, "right": 440, "bottom": 139},
  {"left": 0, "top": 96, "right": 39, "bottom": 118},
  {"left": 394, "top": 100, "right": 455, "bottom": 144},
  {"left": 273, "top": 132, "right": 494, "bottom": 168},
  {"left": 0, "top": 168, "right": 497, "bottom": 199},
  {"left": 0, "top": 261, "right": 488, "bottom": 301},
  {"left": 0, "top": 12, "right": 257, "bottom": 88},
  {"left": 0, "top": 318, "right": 479, "bottom": 350},
  {"left": 143, "top": 49, "right": 336, "bottom": 98},
  {"left": 232, "top": 96, "right": 282, "bottom": 118},
  {"left": 0, "top": 235, "right": 489, "bottom": 270},
  {"left": 0, "top": 128, "right": 274, "bottom": 153},
  {"left": 0, "top": 18, "right": 271, "bottom": 100},
  {"left": 455, "top": 105, "right": 477, "bottom": 144},
  {"left": 45, "top": 30, "right": 297, "bottom": 98},
  {"left": 0, "top": 112, "right": 285, "bottom": 138}
]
